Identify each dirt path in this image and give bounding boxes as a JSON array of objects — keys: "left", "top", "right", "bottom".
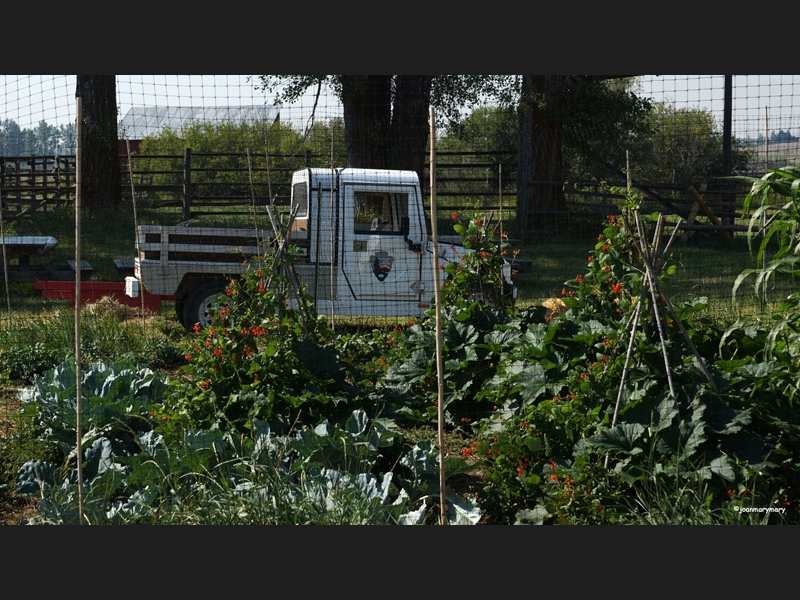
[{"left": 1, "top": 387, "right": 40, "bottom": 524}]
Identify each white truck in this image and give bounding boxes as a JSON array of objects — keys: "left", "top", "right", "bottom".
[{"left": 130, "top": 167, "right": 515, "bottom": 330}]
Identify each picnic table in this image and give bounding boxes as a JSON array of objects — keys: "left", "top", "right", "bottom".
[{"left": 0, "top": 236, "right": 92, "bottom": 282}]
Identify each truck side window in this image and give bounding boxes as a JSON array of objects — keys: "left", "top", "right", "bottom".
[
  {"left": 292, "top": 182, "right": 308, "bottom": 218},
  {"left": 354, "top": 191, "right": 408, "bottom": 234}
]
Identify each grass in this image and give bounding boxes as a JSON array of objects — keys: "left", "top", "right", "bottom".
[
  {"left": 508, "top": 225, "right": 799, "bottom": 323},
  {"left": 0, "top": 386, "right": 59, "bottom": 524},
  {"left": 0, "top": 301, "right": 186, "bottom": 384}
]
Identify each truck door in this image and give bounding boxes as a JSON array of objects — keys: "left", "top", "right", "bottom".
[{"left": 341, "top": 185, "right": 423, "bottom": 307}]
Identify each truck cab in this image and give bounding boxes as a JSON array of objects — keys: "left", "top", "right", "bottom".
[{"left": 289, "top": 168, "right": 435, "bottom": 316}]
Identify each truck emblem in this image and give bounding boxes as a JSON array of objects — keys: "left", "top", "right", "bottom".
[{"left": 370, "top": 250, "right": 394, "bottom": 282}]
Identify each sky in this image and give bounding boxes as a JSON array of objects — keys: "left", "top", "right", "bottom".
[
  {"left": 0, "top": 75, "right": 344, "bottom": 133},
  {"left": 636, "top": 75, "right": 800, "bottom": 139},
  {"left": 2, "top": 75, "right": 800, "bottom": 140}
]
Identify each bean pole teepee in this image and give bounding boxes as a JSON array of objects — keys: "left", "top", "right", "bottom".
[{"left": 605, "top": 210, "right": 720, "bottom": 468}]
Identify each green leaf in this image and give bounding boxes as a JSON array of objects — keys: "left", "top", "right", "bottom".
[
  {"left": 523, "top": 323, "right": 551, "bottom": 352},
  {"left": 720, "top": 432, "right": 772, "bottom": 466},
  {"left": 621, "top": 392, "right": 679, "bottom": 434},
  {"left": 400, "top": 441, "right": 439, "bottom": 478},
  {"left": 656, "top": 420, "right": 706, "bottom": 459},
  {"left": 446, "top": 493, "right": 481, "bottom": 525},
  {"left": 515, "top": 505, "right": 549, "bottom": 525},
  {"left": 518, "top": 364, "right": 548, "bottom": 405},
  {"left": 293, "top": 338, "right": 344, "bottom": 378},
  {"left": 344, "top": 409, "right": 368, "bottom": 436},
  {"left": 739, "top": 361, "right": 781, "bottom": 379},
  {"left": 587, "top": 423, "right": 646, "bottom": 454},
  {"left": 16, "top": 460, "right": 57, "bottom": 494},
  {"left": 398, "top": 498, "right": 427, "bottom": 525},
  {"left": 703, "top": 397, "right": 751, "bottom": 435},
  {"left": 704, "top": 455, "right": 737, "bottom": 482},
  {"left": 444, "top": 322, "right": 480, "bottom": 349},
  {"left": 485, "top": 328, "right": 522, "bottom": 351},
  {"left": 577, "top": 319, "right": 608, "bottom": 335},
  {"left": 524, "top": 436, "right": 544, "bottom": 453}
]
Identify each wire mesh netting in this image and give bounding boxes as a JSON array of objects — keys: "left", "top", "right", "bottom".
[
  {"left": 2, "top": 75, "right": 800, "bottom": 524},
  {"left": 0, "top": 75, "right": 798, "bottom": 341}
]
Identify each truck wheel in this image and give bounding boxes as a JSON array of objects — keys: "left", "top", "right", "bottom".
[{"left": 182, "top": 281, "right": 231, "bottom": 331}]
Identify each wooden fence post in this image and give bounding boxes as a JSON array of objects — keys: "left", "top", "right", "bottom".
[{"left": 183, "top": 147, "right": 192, "bottom": 220}]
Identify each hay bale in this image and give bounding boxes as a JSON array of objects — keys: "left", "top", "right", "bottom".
[
  {"left": 82, "top": 296, "right": 141, "bottom": 320},
  {"left": 541, "top": 297, "right": 567, "bottom": 320}
]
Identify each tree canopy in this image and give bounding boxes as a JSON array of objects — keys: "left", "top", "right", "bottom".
[
  {"left": 0, "top": 119, "right": 76, "bottom": 155},
  {"left": 135, "top": 119, "right": 347, "bottom": 201},
  {"left": 257, "top": 75, "right": 515, "bottom": 183},
  {"left": 633, "top": 103, "right": 753, "bottom": 185}
]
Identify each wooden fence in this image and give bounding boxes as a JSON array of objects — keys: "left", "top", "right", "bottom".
[{"left": 1, "top": 150, "right": 755, "bottom": 234}]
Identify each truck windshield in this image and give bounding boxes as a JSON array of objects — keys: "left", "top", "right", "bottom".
[{"left": 354, "top": 191, "right": 408, "bottom": 234}]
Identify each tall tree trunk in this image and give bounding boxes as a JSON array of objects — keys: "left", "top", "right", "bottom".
[
  {"left": 339, "top": 75, "right": 432, "bottom": 185},
  {"left": 516, "top": 75, "right": 568, "bottom": 234},
  {"left": 517, "top": 75, "right": 534, "bottom": 229},
  {"left": 340, "top": 75, "right": 392, "bottom": 170},
  {"left": 76, "top": 75, "right": 120, "bottom": 210},
  {"left": 388, "top": 75, "right": 433, "bottom": 184}
]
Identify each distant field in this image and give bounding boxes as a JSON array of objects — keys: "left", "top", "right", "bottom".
[{"left": 749, "top": 141, "right": 800, "bottom": 170}]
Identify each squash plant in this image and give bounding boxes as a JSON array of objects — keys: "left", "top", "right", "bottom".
[{"left": 448, "top": 213, "right": 800, "bottom": 524}]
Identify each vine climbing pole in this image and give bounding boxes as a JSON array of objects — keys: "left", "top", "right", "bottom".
[
  {"left": 0, "top": 181, "right": 10, "bottom": 321},
  {"left": 428, "top": 106, "right": 447, "bottom": 525},
  {"left": 74, "top": 90, "right": 85, "bottom": 523},
  {"left": 605, "top": 211, "right": 719, "bottom": 468}
]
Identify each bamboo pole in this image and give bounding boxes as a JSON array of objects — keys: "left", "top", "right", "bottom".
[
  {"left": 125, "top": 138, "right": 146, "bottom": 327},
  {"left": 0, "top": 182, "right": 11, "bottom": 321},
  {"left": 429, "top": 107, "right": 447, "bottom": 525},
  {"left": 75, "top": 92, "right": 85, "bottom": 524},
  {"left": 329, "top": 142, "right": 336, "bottom": 331},
  {"left": 636, "top": 214, "right": 677, "bottom": 400}
]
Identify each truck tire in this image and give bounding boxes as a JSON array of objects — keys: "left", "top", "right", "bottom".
[
  {"left": 182, "top": 281, "right": 231, "bottom": 331},
  {"left": 175, "top": 296, "right": 186, "bottom": 329}
]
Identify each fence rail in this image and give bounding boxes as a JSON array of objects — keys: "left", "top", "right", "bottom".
[{"left": 1, "top": 150, "right": 757, "bottom": 232}]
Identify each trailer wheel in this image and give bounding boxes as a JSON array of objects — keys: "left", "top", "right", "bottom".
[
  {"left": 175, "top": 296, "right": 186, "bottom": 329},
  {"left": 182, "top": 281, "right": 231, "bottom": 331}
]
